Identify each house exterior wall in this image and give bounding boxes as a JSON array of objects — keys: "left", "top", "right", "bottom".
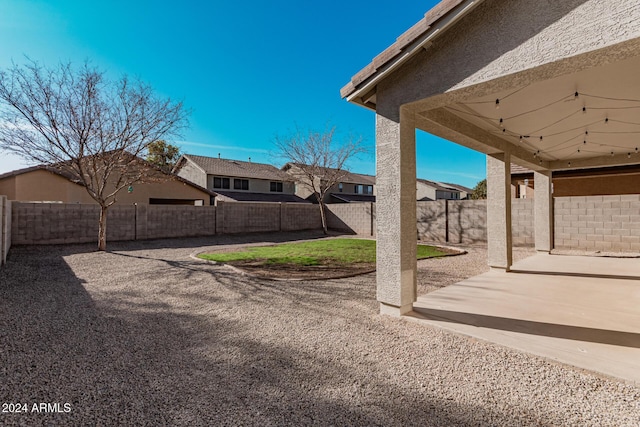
[
  {"left": 176, "top": 159, "right": 207, "bottom": 188},
  {"left": 0, "top": 176, "right": 16, "bottom": 200},
  {"left": 377, "top": 0, "right": 640, "bottom": 111},
  {"left": 207, "top": 176, "right": 295, "bottom": 195},
  {"left": 512, "top": 172, "right": 640, "bottom": 199},
  {"left": 0, "top": 169, "right": 211, "bottom": 205},
  {"left": 416, "top": 183, "right": 436, "bottom": 201}
]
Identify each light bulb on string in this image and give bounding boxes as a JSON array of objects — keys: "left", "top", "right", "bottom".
[
  {"left": 605, "top": 118, "right": 609, "bottom": 125},
  {"left": 582, "top": 106, "right": 587, "bottom": 114},
  {"left": 499, "top": 118, "right": 504, "bottom": 128},
  {"left": 495, "top": 99, "right": 500, "bottom": 110}
]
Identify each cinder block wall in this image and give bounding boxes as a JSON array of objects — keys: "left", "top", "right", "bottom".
[
  {"left": 326, "top": 203, "right": 375, "bottom": 236},
  {"left": 218, "top": 202, "right": 281, "bottom": 234},
  {"left": 417, "top": 200, "right": 446, "bottom": 242},
  {"left": 511, "top": 199, "right": 534, "bottom": 246},
  {"left": 449, "top": 200, "right": 489, "bottom": 244},
  {"left": 147, "top": 205, "right": 216, "bottom": 239},
  {"left": 282, "top": 203, "right": 323, "bottom": 231},
  {"left": 554, "top": 194, "right": 640, "bottom": 252},
  {"left": 1, "top": 196, "right": 11, "bottom": 265}
]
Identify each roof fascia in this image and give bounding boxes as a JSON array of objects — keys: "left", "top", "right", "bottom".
[{"left": 345, "top": 0, "right": 484, "bottom": 108}]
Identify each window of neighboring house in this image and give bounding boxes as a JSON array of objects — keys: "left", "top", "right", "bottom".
[
  {"left": 270, "top": 181, "right": 283, "bottom": 192},
  {"left": 338, "top": 183, "right": 343, "bottom": 192},
  {"left": 355, "top": 184, "right": 373, "bottom": 195},
  {"left": 355, "top": 184, "right": 363, "bottom": 194},
  {"left": 234, "top": 179, "right": 249, "bottom": 190},
  {"left": 213, "top": 177, "right": 230, "bottom": 189}
]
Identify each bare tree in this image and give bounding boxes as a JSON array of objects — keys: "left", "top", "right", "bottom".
[
  {"left": 0, "top": 60, "right": 189, "bottom": 250},
  {"left": 276, "top": 125, "right": 366, "bottom": 234}
]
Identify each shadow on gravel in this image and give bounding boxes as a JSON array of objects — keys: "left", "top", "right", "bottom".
[
  {"left": 5, "top": 230, "right": 333, "bottom": 258},
  {"left": 0, "top": 244, "right": 548, "bottom": 426}
]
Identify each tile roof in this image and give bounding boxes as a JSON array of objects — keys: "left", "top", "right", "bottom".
[
  {"left": 417, "top": 178, "right": 459, "bottom": 192},
  {"left": 0, "top": 156, "right": 217, "bottom": 196},
  {"left": 182, "top": 154, "right": 294, "bottom": 182},
  {"left": 439, "top": 182, "right": 474, "bottom": 193},
  {"left": 214, "top": 191, "right": 310, "bottom": 203},
  {"left": 341, "top": 0, "right": 466, "bottom": 100},
  {"left": 283, "top": 163, "right": 376, "bottom": 185}
]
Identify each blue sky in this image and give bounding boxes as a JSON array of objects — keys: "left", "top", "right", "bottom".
[{"left": 0, "top": 0, "right": 486, "bottom": 188}]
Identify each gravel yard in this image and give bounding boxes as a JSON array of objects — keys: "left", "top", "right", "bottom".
[{"left": 1, "top": 232, "right": 638, "bottom": 426}]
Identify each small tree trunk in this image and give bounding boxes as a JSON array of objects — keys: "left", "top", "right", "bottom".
[
  {"left": 98, "top": 205, "right": 108, "bottom": 251},
  {"left": 319, "top": 201, "right": 328, "bottom": 235}
]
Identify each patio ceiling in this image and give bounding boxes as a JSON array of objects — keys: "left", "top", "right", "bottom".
[{"left": 420, "top": 54, "right": 640, "bottom": 172}]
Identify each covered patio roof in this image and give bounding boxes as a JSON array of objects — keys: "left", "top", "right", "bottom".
[{"left": 341, "top": 0, "right": 640, "bottom": 340}]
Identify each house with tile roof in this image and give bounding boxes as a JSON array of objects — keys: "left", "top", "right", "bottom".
[
  {"left": 281, "top": 163, "right": 376, "bottom": 203},
  {"left": 0, "top": 160, "right": 215, "bottom": 206},
  {"left": 416, "top": 178, "right": 471, "bottom": 201},
  {"left": 174, "top": 154, "right": 309, "bottom": 203}
]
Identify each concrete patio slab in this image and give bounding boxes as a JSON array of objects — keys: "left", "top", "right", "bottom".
[{"left": 409, "top": 253, "right": 640, "bottom": 384}]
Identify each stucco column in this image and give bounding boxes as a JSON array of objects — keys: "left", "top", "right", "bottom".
[
  {"left": 534, "top": 170, "right": 553, "bottom": 252},
  {"left": 487, "top": 153, "right": 512, "bottom": 270},
  {"left": 375, "top": 107, "right": 417, "bottom": 316}
]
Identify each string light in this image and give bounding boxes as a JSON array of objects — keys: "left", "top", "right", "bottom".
[
  {"left": 628, "top": 153, "right": 631, "bottom": 159},
  {"left": 452, "top": 90, "right": 640, "bottom": 162}
]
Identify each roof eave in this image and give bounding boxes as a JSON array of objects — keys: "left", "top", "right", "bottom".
[{"left": 341, "top": 0, "right": 485, "bottom": 109}]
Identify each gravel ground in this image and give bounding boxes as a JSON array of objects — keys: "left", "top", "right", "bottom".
[{"left": 0, "top": 232, "right": 639, "bottom": 426}]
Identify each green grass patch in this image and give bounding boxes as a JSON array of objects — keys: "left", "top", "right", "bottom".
[{"left": 198, "top": 238, "right": 448, "bottom": 266}]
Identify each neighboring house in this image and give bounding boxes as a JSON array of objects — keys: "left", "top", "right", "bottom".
[
  {"left": 174, "top": 154, "right": 308, "bottom": 203},
  {"left": 416, "top": 179, "right": 468, "bottom": 201},
  {"left": 282, "top": 163, "right": 376, "bottom": 203},
  {"left": 0, "top": 162, "right": 215, "bottom": 206},
  {"left": 439, "top": 182, "right": 473, "bottom": 200},
  {"left": 511, "top": 163, "right": 640, "bottom": 199}
]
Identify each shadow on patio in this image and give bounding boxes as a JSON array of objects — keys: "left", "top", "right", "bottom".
[{"left": 410, "top": 253, "right": 640, "bottom": 384}]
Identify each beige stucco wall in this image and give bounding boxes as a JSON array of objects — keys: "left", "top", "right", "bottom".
[
  {"left": 0, "top": 169, "right": 211, "bottom": 205},
  {"left": 175, "top": 159, "right": 207, "bottom": 188},
  {"left": 377, "top": 0, "right": 640, "bottom": 112},
  {"left": 512, "top": 173, "right": 640, "bottom": 199},
  {"left": 416, "top": 182, "right": 436, "bottom": 201},
  {"left": 0, "top": 176, "right": 16, "bottom": 200}
]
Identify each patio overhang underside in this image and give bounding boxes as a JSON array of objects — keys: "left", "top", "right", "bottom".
[{"left": 398, "top": 48, "right": 640, "bottom": 173}]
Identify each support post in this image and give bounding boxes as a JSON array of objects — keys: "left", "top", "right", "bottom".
[
  {"left": 375, "top": 106, "right": 417, "bottom": 316},
  {"left": 534, "top": 170, "right": 554, "bottom": 252},
  {"left": 487, "top": 153, "right": 513, "bottom": 270}
]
